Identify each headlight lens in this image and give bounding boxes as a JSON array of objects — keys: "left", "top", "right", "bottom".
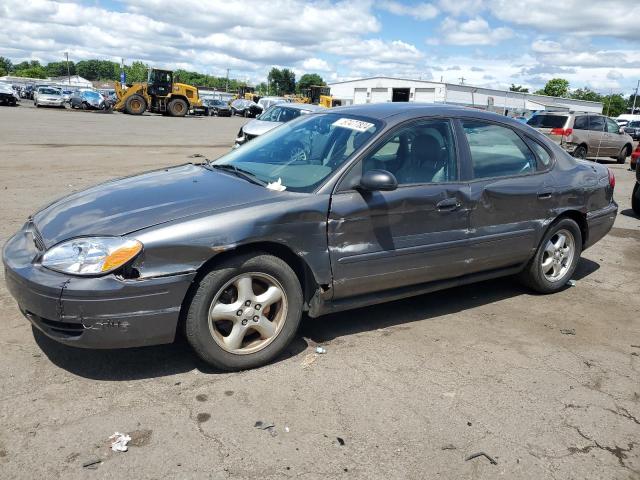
[{"left": 41, "top": 237, "right": 142, "bottom": 275}]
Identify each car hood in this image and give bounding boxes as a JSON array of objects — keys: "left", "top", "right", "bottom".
[
  {"left": 243, "top": 119, "right": 282, "bottom": 137},
  {"left": 33, "top": 163, "right": 277, "bottom": 247}
]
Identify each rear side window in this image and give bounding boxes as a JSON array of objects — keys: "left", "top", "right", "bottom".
[
  {"left": 573, "top": 116, "right": 588, "bottom": 130},
  {"left": 462, "top": 121, "right": 536, "bottom": 179},
  {"left": 528, "top": 140, "right": 552, "bottom": 168},
  {"left": 526, "top": 115, "right": 568, "bottom": 129}
]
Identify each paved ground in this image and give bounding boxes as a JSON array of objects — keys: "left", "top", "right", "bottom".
[{"left": 0, "top": 103, "right": 639, "bottom": 480}]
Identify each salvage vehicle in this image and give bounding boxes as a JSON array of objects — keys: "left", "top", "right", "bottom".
[
  {"left": 623, "top": 120, "right": 640, "bottom": 140},
  {"left": 236, "top": 103, "right": 324, "bottom": 146},
  {"left": 0, "top": 82, "right": 19, "bottom": 106},
  {"left": 3, "top": 104, "right": 617, "bottom": 371},
  {"left": 69, "top": 90, "right": 105, "bottom": 110},
  {"left": 230, "top": 98, "right": 261, "bottom": 117},
  {"left": 34, "top": 87, "right": 65, "bottom": 108},
  {"left": 206, "top": 99, "right": 232, "bottom": 117},
  {"left": 527, "top": 112, "right": 633, "bottom": 163}
]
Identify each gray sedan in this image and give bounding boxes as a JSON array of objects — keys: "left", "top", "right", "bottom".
[{"left": 3, "top": 104, "right": 617, "bottom": 371}]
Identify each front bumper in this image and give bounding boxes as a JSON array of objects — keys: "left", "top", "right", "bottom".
[
  {"left": 584, "top": 202, "right": 617, "bottom": 249},
  {"left": 37, "top": 99, "right": 65, "bottom": 106},
  {"left": 3, "top": 224, "right": 196, "bottom": 349}
]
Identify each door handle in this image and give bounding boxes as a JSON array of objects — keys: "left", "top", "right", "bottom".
[
  {"left": 537, "top": 192, "right": 552, "bottom": 199},
  {"left": 436, "top": 198, "right": 461, "bottom": 211}
]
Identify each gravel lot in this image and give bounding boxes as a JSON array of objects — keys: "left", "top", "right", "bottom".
[{"left": 1, "top": 103, "right": 639, "bottom": 480}]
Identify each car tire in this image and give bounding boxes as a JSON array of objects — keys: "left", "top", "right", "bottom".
[
  {"left": 573, "top": 145, "right": 587, "bottom": 160},
  {"left": 616, "top": 145, "right": 630, "bottom": 164},
  {"left": 632, "top": 183, "right": 640, "bottom": 217},
  {"left": 125, "top": 94, "right": 147, "bottom": 115},
  {"left": 518, "top": 218, "right": 582, "bottom": 294},
  {"left": 185, "top": 252, "right": 303, "bottom": 371},
  {"left": 168, "top": 98, "right": 188, "bottom": 117}
]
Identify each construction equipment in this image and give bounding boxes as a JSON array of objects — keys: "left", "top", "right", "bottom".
[
  {"left": 237, "top": 85, "right": 260, "bottom": 103},
  {"left": 114, "top": 68, "right": 202, "bottom": 117},
  {"left": 300, "top": 85, "right": 337, "bottom": 108}
]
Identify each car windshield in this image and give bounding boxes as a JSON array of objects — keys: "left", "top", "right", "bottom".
[
  {"left": 259, "top": 106, "right": 304, "bottom": 123},
  {"left": 213, "top": 113, "right": 381, "bottom": 193},
  {"left": 526, "top": 115, "right": 568, "bottom": 128},
  {"left": 628, "top": 121, "right": 640, "bottom": 128},
  {"left": 39, "top": 88, "right": 60, "bottom": 95},
  {"left": 83, "top": 91, "right": 102, "bottom": 100}
]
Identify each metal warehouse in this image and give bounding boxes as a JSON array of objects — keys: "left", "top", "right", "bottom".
[{"left": 328, "top": 76, "right": 603, "bottom": 115}]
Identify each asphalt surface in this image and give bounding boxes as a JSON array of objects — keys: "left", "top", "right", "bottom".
[{"left": 0, "top": 103, "right": 639, "bottom": 480}]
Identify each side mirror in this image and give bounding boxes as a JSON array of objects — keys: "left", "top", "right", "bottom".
[
  {"left": 619, "top": 127, "right": 625, "bottom": 134},
  {"left": 358, "top": 169, "right": 398, "bottom": 192}
]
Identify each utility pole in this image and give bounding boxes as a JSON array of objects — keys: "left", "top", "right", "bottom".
[
  {"left": 225, "top": 68, "right": 229, "bottom": 92},
  {"left": 65, "top": 52, "right": 70, "bottom": 84},
  {"left": 459, "top": 76, "right": 465, "bottom": 85},
  {"left": 632, "top": 79, "right": 640, "bottom": 114}
]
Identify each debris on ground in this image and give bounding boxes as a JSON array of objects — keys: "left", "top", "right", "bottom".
[
  {"left": 465, "top": 452, "right": 497, "bottom": 465},
  {"left": 316, "top": 346, "right": 327, "bottom": 354},
  {"left": 560, "top": 328, "right": 576, "bottom": 335},
  {"left": 109, "top": 432, "right": 131, "bottom": 452},
  {"left": 301, "top": 353, "right": 317, "bottom": 369},
  {"left": 337, "top": 437, "right": 345, "bottom": 446},
  {"left": 441, "top": 444, "right": 457, "bottom": 450},
  {"left": 284, "top": 426, "right": 290, "bottom": 433},
  {"left": 567, "top": 279, "right": 576, "bottom": 287},
  {"left": 82, "top": 457, "right": 102, "bottom": 469},
  {"left": 254, "top": 421, "right": 277, "bottom": 437}
]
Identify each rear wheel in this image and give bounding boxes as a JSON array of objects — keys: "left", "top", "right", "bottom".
[
  {"left": 617, "top": 145, "right": 630, "bottom": 164},
  {"left": 168, "top": 98, "right": 188, "bottom": 117},
  {"left": 632, "top": 183, "right": 640, "bottom": 217},
  {"left": 125, "top": 94, "right": 146, "bottom": 115},
  {"left": 185, "top": 253, "right": 303, "bottom": 371},
  {"left": 518, "top": 218, "right": 582, "bottom": 293},
  {"left": 573, "top": 145, "right": 587, "bottom": 160}
]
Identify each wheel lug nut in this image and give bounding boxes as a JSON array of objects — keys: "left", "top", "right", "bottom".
[
  {"left": 245, "top": 300, "right": 251, "bottom": 306},
  {"left": 241, "top": 319, "right": 248, "bottom": 326},
  {"left": 253, "top": 315, "right": 259, "bottom": 321},
  {"left": 236, "top": 310, "right": 242, "bottom": 316},
  {"left": 255, "top": 304, "right": 261, "bottom": 310}
]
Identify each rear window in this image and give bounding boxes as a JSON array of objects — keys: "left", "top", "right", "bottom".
[
  {"left": 526, "top": 115, "right": 568, "bottom": 129},
  {"left": 628, "top": 121, "right": 640, "bottom": 128}
]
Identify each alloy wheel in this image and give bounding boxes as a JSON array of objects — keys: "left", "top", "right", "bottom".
[
  {"left": 208, "top": 272, "right": 287, "bottom": 355},
  {"left": 541, "top": 229, "right": 575, "bottom": 282}
]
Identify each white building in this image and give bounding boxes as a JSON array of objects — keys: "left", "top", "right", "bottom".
[
  {"left": 328, "top": 76, "right": 603, "bottom": 115},
  {"left": 0, "top": 74, "right": 93, "bottom": 89}
]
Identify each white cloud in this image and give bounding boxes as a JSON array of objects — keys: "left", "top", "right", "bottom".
[
  {"left": 377, "top": 0, "right": 439, "bottom": 20},
  {"left": 301, "top": 58, "right": 332, "bottom": 71},
  {"left": 437, "top": 0, "right": 484, "bottom": 16},
  {"left": 432, "top": 17, "right": 514, "bottom": 45}
]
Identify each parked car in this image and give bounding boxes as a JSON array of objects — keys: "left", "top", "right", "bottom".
[
  {"left": 527, "top": 112, "right": 634, "bottom": 163},
  {"left": 630, "top": 143, "right": 640, "bottom": 171},
  {"left": 230, "top": 99, "right": 261, "bottom": 117},
  {"left": 34, "top": 87, "right": 65, "bottom": 108},
  {"left": 256, "top": 96, "right": 288, "bottom": 112},
  {"left": 20, "top": 85, "right": 35, "bottom": 99},
  {"left": 633, "top": 156, "right": 640, "bottom": 216},
  {"left": 0, "top": 82, "right": 19, "bottom": 106},
  {"left": 235, "top": 103, "right": 325, "bottom": 146},
  {"left": 206, "top": 99, "right": 232, "bottom": 117},
  {"left": 3, "top": 104, "right": 618, "bottom": 371},
  {"left": 69, "top": 90, "right": 105, "bottom": 110},
  {"left": 623, "top": 120, "right": 640, "bottom": 140}
]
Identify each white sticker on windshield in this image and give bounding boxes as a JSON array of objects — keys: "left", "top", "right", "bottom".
[
  {"left": 266, "top": 177, "right": 286, "bottom": 192},
  {"left": 332, "top": 118, "right": 375, "bottom": 132}
]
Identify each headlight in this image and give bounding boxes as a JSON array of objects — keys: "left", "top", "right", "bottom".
[{"left": 41, "top": 237, "right": 142, "bottom": 275}]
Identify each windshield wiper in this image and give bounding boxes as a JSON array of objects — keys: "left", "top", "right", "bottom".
[{"left": 206, "top": 162, "right": 267, "bottom": 187}]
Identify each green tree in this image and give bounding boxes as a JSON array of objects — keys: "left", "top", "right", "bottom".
[
  {"left": 0, "top": 56, "right": 12, "bottom": 76},
  {"left": 535, "top": 78, "right": 570, "bottom": 97},
  {"left": 125, "top": 61, "right": 149, "bottom": 83},
  {"left": 509, "top": 84, "right": 529, "bottom": 92},
  {"left": 45, "top": 61, "right": 76, "bottom": 78},
  {"left": 267, "top": 67, "right": 296, "bottom": 95},
  {"left": 76, "top": 59, "right": 119, "bottom": 80},
  {"left": 570, "top": 87, "right": 602, "bottom": 102},
  {"left": 298, "top": 73, "right": 325, "bottom": 93},
  {"left": 13, "top": 61, "right": 47, "bottom": 79},
  {"left": 602, "top": 93, "right": 627, "bottom": 117}
]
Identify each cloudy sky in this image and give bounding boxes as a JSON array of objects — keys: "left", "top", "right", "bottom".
[{"left": 1, "top": 0, "right": 640, "bottom": 94}]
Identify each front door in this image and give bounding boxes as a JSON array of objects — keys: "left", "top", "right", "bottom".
[
  {"left": 459, "top": 119, "right": 555, "bottom": 272},
  {"left": 328, "top": 119, "right": 471, "bottom": 299}
]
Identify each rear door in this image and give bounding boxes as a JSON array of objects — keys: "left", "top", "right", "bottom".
[
  {"left": 328, "top": 119, "right": 471, "bottom": 298},
  {"left": 460, "top": 119, "right": 555, "bottom": 273},
  {"left": 605, "top": 117, "right": 625, "bottom": 155}
]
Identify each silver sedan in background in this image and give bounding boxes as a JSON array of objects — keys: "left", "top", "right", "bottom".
[{"left": 34, "top": 87, "right": 65, "bottom": 108}]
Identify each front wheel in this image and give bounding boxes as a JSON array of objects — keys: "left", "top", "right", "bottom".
[
  {"left": 518, "top": 218, "right": 582, "bottom": 293},
  {"left": 185, "top": 253, "right": 303, "bottom": 371},
  {"left": 632, "top": 183, "right": 640, "bottom": 217}
]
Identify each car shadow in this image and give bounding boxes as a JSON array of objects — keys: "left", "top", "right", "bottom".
[
  {"left": 620, "top": 208, "right": 638, "bottom": 219},
  {"left": 34, "top": 258, "right": 600, "bottom": 381}
]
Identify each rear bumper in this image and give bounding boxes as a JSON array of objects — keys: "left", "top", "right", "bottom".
[
  {"left": 3, "top": 228, "right": 196, "bottom": 349},
  {"left": 584, "top": 202, "right": 617, "bottom": 249}
]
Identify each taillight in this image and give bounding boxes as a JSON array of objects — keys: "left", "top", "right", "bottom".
[
  {"left": 550, "top": 128, "right": 573, "bottom": 136},
  {"left": 608, "top": 168, "right": 615, "bottom": 189}
]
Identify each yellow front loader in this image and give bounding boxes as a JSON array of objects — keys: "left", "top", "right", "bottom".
[{"left": 114, "top": 68, "right": 202, "bottom": 117}]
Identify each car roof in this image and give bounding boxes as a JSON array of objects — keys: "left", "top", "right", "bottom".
[
  {"left": 281, "top": 103, "right": 325, "bottom": 112},
  {"left": 329, "top": 102, "right": 482, "bottom": 120}
]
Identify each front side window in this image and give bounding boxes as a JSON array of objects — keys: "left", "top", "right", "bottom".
[
  {"left": 362, "top": 120, "right": 458, "bottom": 185},
  {"left": 462, "top": 121, "right": 536, "bottom": 179},
  {"left": 589, "top": 116, "right": 605, "bottom": 132},
  {"left": 605, "top": 118, "right": 620, "bottom": 133},
  {"left": 215, "top": 114, "right": 381, "bottom": 192}
]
